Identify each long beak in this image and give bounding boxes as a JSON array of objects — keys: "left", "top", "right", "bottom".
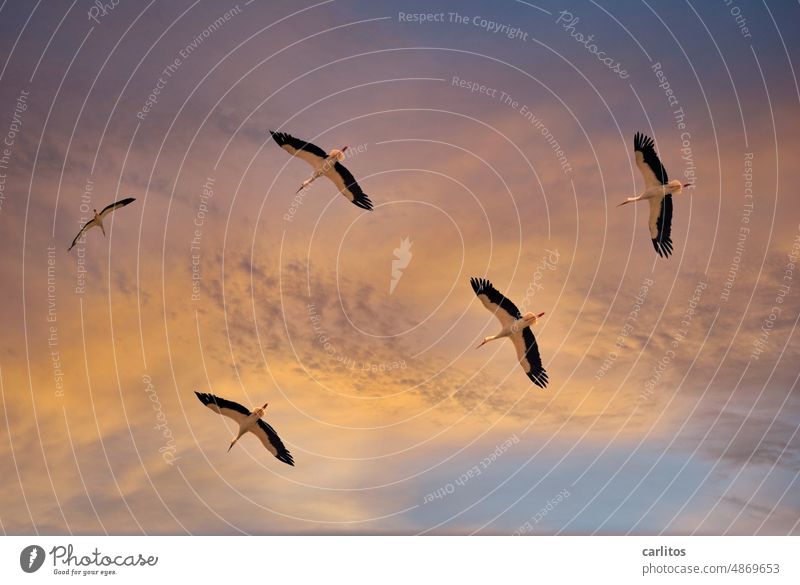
[
  {"left": 617, "top": 200, "right": 630, "bottom": 207},
  {"left": 262, "top": 402, "right": 269, "bottom": 410},
  {"left": 683, "top": 183, "right": 691, "bottom": 188},
  {"left": 476, "top": 339, "right": 487, "bottom": 349},
  {"left": 537, "top": 312, "right": 545, "bottom": 318},
  {"left": 295, "top": 185, "right": 305, "bottom": 194},
  {"left": 227, "top": 441, "right": 235, "bottom": 453}
]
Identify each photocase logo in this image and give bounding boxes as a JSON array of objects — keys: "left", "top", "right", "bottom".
[
  {"left": 20, "top": 545, "right": 45, "bottom": 573},
  {"left": 390, "top": 237, "right": 413, "bottom": 294}
]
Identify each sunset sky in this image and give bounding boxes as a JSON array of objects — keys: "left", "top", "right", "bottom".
[{"left": 0, "top": 0, "right": 798, "bottom": 535}]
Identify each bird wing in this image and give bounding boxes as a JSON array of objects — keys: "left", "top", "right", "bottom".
[
  {"left": 67, "top": 218, "right": 100, "bottom": 251},
  {"left": 648, "top": 195, "right": 673, "bottom": 258},
  {"left": 252, "top": 419, "right": 295, "bottom": 466},
  {"left": 98, "top": 197, "right": 136, "bottom": 220},
  {"left": 510, "top": 327, "right": 548, "bottom": 388},
  {"left": 634, "top": 132, "right": 668, "bottom": 188},
  {"left": 470, "top": 277, "right": 521, "bottom": 328},
  {"left": 269, "top": 130, "right": 328, "bottom": 168},
  {"left": 194, "top": 391, "right": 251, "bottom": 426},
  {"left": 324, "top": 162, "right": 373, "bottom": 210}
]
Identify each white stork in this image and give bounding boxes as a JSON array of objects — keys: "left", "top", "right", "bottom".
[
  {"left": 470, "top": 277, "right": 549, "bottom": 388},
  {"left": 194, "top": 392, "right": 294, "bottom": 466},
  {"left": 618, "top": 132, "right": 690, "bottom": 258},
  {"left": 67, "top": 197, "right": 136, "bottom": 251},
  {"left": 269, "top": 130, "right": 373, "bottom": 211}
]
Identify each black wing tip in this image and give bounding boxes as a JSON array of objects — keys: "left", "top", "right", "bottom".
[
  {"left": 269, "top": 130, "right": 288, "bottom": 145},
  {"left": 528, "top": 369, "right": 549, "bottom": 389},
  {"left": 194, "top": 391, "right": 221, "bottom": 406},
  {"left": 353, "top": 194, "right": 373, "bottom": 211},
  {"left": 651, "top": 238, "right": 673, "bottom": 258},
  {"left": 634, "top": 131, "right": 655, "bottom": 152},
  {"left": 278, "top": 452, "right": 295, "bottom": 466},
  {"left": 100, "top": 197, "right": 136, "bottom": 214},
  {"left": 470, "top": 276, "right": 493, "bottom": 295}
]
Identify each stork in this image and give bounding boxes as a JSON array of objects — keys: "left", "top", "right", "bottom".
[
  {"left": 470, "top": 277, "right": 548, "bottom": 388},
  {"left": 194, "top": 392, "right": 294, "bottom": 466},
  {"left": 67, "top": 197, "right": 136, "bottom": 251},
  {"left": 618, "top": 132, "right": 690, "bottom": 258},
  {"left": 269, "top": 130, "right": 373, "bottom": 211}
]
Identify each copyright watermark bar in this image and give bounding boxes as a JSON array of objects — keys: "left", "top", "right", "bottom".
[
  {"left": 652, "top": 62, "right": 698, "bottom": 185},
  {"left": 751, "top": 225, "right": 800, "bottom": 360},
  {"left": 640, "top": 279, "right": 707, "bottom": 402},
  {"left": 190, "top": 176, "right": 214, "bottom": 302},
  {"left": 0, "top": 87, "right": 29, "bottom": 216},
  {"left": 720, "top": 152, "right": 753, "bottom": 303},
  {"left": 142, "top": 374, "right": 180, "bottom": 466},
  {"left": 555, "top": 10, "right": 628, "bottom": 79},
  {"left": 513, "top": 488, "right": 571, "bottom": 534},
  {"left": 422, "top": 435, "right": 519, "bottom": 505},
  {"left": 397, "top": 12, "right": 529, "bottom": 41},
  {"left": 596, "top": 276, "right": 653, "bottom": 380},
  {"left": 136, "top": 5, "right": 243, "bottom": 121},
  {"left": 451, "top": 76, "right": 573, "bottom": 174}
]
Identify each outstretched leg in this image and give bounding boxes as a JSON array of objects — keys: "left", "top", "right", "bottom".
[
  {"left": 296, "top": 171, "right": 323, "bottom": 193},
  {"left": 296, "top": 177, "right": 312, "bottom": 193}
]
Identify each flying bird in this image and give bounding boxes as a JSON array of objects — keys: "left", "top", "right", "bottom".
[
  {"left": 470, "top": 277, "right": 548, "bottom": 388},
  {"left": 67, "top": 197, "right": 136, "bottom": 251},
  {"left": 194, "top": 391, "right": 294, "bottom": 466},
  {"left": 618, "top": 133, "right": 690, "bottom": 258},
  {"left": 269, "top": 130, "right": 373, "bottom": 211}
]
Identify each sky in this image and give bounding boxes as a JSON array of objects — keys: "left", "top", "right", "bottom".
[{"left": 0, "top": 0, "right": 798, "bottom": 535}]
